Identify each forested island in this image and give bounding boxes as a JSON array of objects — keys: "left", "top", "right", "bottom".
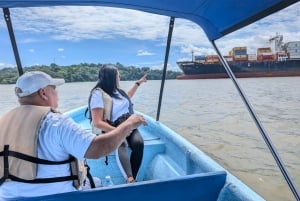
[{"left": 0, "top": 62, "right": 183, "bottom": 84}]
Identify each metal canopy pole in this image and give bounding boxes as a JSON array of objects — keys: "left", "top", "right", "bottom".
[
  {"left": 156, "top": 17, "right": 175, "bottom": 121},
  {"left": 3, "top": 8, "right": 23, "bottom": 76},
  {"left": 211, "top": 40, "right": 300, "bottom": 201}
]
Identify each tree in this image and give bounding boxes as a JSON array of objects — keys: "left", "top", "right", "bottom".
[{"left": 0, "top": 63, "right": 183, "bottom": 84}]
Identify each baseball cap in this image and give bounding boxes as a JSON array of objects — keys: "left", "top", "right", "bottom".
[{"left": 15, "top": 71, "right": 65, "bottom": 98}]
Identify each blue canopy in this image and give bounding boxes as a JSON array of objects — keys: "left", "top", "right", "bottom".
[{"left": 0, "top": 0, "right": 298, "bottom": 41}]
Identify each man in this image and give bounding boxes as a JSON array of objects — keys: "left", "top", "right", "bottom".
[{"left": 0, "top": 71, "right": 147, "bottom": 199}]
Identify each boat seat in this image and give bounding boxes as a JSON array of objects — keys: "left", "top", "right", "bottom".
[{"left": 86, "top": 132, "right": 166, "bottom": 184}]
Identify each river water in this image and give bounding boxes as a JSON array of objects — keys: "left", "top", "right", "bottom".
[{"left": 0, "top": 77, "right": 299, "bottom": 201}]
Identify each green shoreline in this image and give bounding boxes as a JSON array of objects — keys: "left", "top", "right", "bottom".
[{"left": 0, "top": 62, "right": 182, "bottom": 84}]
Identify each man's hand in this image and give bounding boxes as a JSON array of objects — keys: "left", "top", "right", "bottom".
[{"left": 125, "top": 114, "right": 148, "bottom": 131}]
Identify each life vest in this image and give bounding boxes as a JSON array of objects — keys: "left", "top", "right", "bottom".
[
  {"left": 90, "top": 87, "right": 113, "bottom": 134},
  {"left": 0, "top": 105, "right": 88, "bottom": 189},
  {"left": 87, "top": 87, "right": 134, "bottom": 134}
]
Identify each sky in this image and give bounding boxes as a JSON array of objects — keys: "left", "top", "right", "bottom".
[{"left": 0, "top": 2, "right": 300, "bottom": 72}]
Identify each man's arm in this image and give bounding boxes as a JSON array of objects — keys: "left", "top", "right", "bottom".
[{"left": 84, "top": 114, "right": 147, "bottom": 158}]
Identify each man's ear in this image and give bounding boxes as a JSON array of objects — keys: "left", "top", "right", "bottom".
[{"left": 38, "top": 88, "right": 48, "bottom": 100}]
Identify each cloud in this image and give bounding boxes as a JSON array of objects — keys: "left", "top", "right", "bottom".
[
  {"left": 20, "top": 38, "right": 40, "bottom": 44},
  {"left": 0, "top": 62, "right": 15, "bottom": 69},
  {"left": 216, "top": 3, "right": 300, "bottom": 54},
  {"left": 137, "top": 49, "right": 155, "bottom": 56},
  {"left": 9, "top": 4, "right": 300, "bottom": 53},
  {"left": 28, "top": 49, "right": 35, "bottom": 53},
  {"left": 1, "top": 2, "right": 300, "bottom": 68},
  {"left": 10, "top": 7, "right": 169, "bottom": 42}
]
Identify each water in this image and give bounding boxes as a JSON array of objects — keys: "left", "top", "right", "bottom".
[{"left": 1, "top": 77, "right": 299, "bottom": 201}]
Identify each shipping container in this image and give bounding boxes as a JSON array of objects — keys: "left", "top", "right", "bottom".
[
  {"left": 257, "top": 54, "right": 274, "bottom": 61},
  {"left": 232, "top": 47, "right": 247, "bottom": 51},
  {"left": 231, "top": 47, "right": 247, "bottom": 56},
  {"left": 233, "top": 55, "right": 248, "bottom": 61},
  {"left": 195, "top": 55, "right": 206, "bottom": 61},
  {"left": 248, "top": 54, "right": 257, "bottom": 61},
  {"left": 257, "top": 47, "right": 272, "bottom": 54},
  {"left": 206, "top": 55, "right": 219, "bottom": 63},
  {"left": 234, "top": 50, "right": 247, "bottom": 56},
  {"left": 224, "top": 56, "right": 233, "bottom": 62},
  {"left": 229, "top": 47, "right": 246, "bottom": 56}
]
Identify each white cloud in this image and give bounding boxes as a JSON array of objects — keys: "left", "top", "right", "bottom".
[
  {"left": 137, "top": 50, "right": 155, "bottom": 56},
  {"left": 57, "top": 48, "right": 64, "bottom": 52},
  {"left": 10, "top": 6, "right": 169, "bottom": 42},
  {"left": 28, "top": 49, "right": 35, "bottom": 53},
  {"left": 9, "top": 3, "right": 300, "bottom": 51},
  {"left": 0, "top": 62, "right": 15, "bottom": 69},
  {"left": 21, "top": 38, "right": 39, "bottom": 44},
  {"left": 1, "top": 2, "right": 300, "bottom": 67}
]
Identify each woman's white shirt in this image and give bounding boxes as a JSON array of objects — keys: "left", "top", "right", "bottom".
[{"left": 90, "top": 90, "right": 130, "bottom": 122}]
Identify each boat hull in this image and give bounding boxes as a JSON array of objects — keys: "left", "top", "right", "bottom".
[
  {"left": 177, "top": 60, "right": 300, "bottom": 79},
  {"left": 19, "top": 106, "right": 265, "bottom": 200}
]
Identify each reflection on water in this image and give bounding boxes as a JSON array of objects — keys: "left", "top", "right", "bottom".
[{"left": 1, "top": 77, "right": 299, "bottom": 201}]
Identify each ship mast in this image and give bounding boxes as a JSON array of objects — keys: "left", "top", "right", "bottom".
[{"left": 192, "top": 50, "right": 194, "bottom": 62}]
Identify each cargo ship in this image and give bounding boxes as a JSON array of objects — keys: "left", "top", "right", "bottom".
[{"left": 176, "top": 35, "right": 300, "bottom": 79}]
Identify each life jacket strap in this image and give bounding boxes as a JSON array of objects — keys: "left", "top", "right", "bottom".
[
  {"left": 85, "top": 162, "right": 95, "bottom": 188},
  {"left": 8, "top": 174, "right": 78, "bottom": 184},
  {"left": 0, "top": 145, "right": 9, "bottom": 185},
  {"left": 0, "top": 150, "right": 75, "bottom": 165},
  {"left": 0, "top": 145, "right": 77, "bottom": 185}
]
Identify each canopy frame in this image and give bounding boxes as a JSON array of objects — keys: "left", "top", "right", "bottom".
[
  {"left": 3, "top": 8, "right": 23, "bottom": 75},
  {"left": 156, "top": 17, "right": 175, "bottom": 121}
]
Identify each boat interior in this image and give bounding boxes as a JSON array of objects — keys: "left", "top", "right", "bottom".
[{"left": 23, "top": 106, "right": 248, "bottom": 201}]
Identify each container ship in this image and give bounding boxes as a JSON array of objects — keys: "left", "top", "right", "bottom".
[{"left": 176, "top": 35, "right": 300, "bottom": 79}]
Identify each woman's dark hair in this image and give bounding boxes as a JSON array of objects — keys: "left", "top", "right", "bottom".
[
  {"left": 86, "top": 64, "right": 134, "bottom": 120},
  {"left": 93, "top": 64, "right": 119, "bottom": 98}
]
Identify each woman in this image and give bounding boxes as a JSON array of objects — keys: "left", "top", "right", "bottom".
[{"left": 88, "top": 64, "right": 147, "bottom": 183}]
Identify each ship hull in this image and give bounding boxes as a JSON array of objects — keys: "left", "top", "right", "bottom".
[{"left": 176, "top": 60, "right": 300, "bottom": 79}]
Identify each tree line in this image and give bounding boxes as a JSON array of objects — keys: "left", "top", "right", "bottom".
[{"left": 0, "top": 62, "right": 183, "bottom": 84}]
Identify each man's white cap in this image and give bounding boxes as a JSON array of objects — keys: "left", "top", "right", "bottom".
[{"left": 15, "top": 71, "right": 65, "bottom": 98}]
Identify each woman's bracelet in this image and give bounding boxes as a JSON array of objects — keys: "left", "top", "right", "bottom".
[{"left": 135, "top": 82, "right": 140, "bottom": 86}]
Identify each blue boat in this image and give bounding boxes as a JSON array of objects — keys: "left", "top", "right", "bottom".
[
  {"left": 34, "top": 106, "right": 261, "bottom": 201},
  {"left": 1, "top": 0, "right": 299, "bottom": 201}
]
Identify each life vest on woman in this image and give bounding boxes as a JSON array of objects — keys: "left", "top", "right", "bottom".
[
  {"left": 0, "top": 105, "right": 88, "bottom": 189},
  {"left": 87, "top": 87, "right": 133, "bottom": 134},
  {"left": 90, "top": 87, "right": 113, "bottom": 134}
]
